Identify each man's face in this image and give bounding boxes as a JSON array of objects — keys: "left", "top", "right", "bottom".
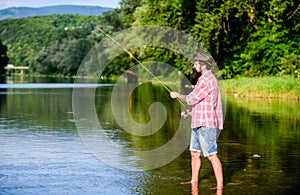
[
  {"left": 193, "top": 61, "right": 201, "bottom": 72},
  {"left": 193, "top": 61, "right": 206, "bottom": 73}
]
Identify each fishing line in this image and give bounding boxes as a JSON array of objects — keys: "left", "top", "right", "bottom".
[{"left": 95, "top": 25, "right": 188, "bottom": 110}]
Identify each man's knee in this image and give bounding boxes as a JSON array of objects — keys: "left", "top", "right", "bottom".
[
  {"left": 207, "top": 154, "right": 218, "bottom": 161},
  {"left": 190, "top": 151, "right": 200, "bottom": 159}
]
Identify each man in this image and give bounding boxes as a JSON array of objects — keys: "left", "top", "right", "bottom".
[{"left": 170, "top": 52, "right": 224, "bottom": 188}]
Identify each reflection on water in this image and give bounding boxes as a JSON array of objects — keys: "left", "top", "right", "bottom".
[
  {"left": 91, "top": 82, "right": 190, "bottom": 171},
  {"left": 221, "top": 96, "right": 300, "bottom": 194},
  {"left": 0, "top": 77, "right": 300, "bottom": 194}
]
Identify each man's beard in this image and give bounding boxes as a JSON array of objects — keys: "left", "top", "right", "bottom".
[{"left": 192, "top": 68, "right": 202, "bottom": 80}]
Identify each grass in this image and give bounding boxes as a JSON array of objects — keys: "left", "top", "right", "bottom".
[{"left": 221, "top": 76, "right": 300, "bottom": 100}]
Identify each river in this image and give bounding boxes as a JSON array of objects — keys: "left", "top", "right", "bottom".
[{"left": 0, "top": 76, "right": 299, "bottom": 194}]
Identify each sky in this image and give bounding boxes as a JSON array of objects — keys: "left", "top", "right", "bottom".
[{"left": 0, "top": 0, "right": 121, "bottom": 10}]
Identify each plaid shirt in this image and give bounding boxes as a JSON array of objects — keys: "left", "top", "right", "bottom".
[{"left": 186, "top": 70, "right": 224, "bottom": 130}]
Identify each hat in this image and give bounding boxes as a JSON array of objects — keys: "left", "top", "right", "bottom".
[{"left": 193, "top": 52, "right": 213, "bottom": 68}]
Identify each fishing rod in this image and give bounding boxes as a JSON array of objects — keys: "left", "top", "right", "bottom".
[
  {"left": 95, "top": 26, "right": 170, "bottom": 91},
  {"left": 95, "top": 25, "right": 189, "bottom": 113}
]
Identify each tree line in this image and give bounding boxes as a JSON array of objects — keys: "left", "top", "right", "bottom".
[{"left": 0, "top": 0, "right": 299, "bottom": 78}]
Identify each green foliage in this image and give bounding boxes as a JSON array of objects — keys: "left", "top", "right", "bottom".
[
  {"left": 133, "top": 0, "right": 197, "bottom": 29},
  {"left": 119, "top": 0, "right": 142, "bottom": 28},
  {"left": 131, "top": 0, "right": 299, "bottom": 79},
  {"left": 232, "top": 30, "right": 300, "bottom": 77},
  {"left": 0, "top": 0, "right": 299, "bottom": 79},
  {"left": 223, "top": 0, "right": 299, "bottom": 78},
  {"left": 0, "top": 39, "right": 9, "bottom": 75},
  {"left": 100, "top": 9, "right": 123, "bottom": 31},
  {"left": 30, "top": 38, "right": 93, "bottom": 76},
  {"left": 192, "top": 0, "right": 252, "bottom": 65},
  {"left": 226, "top": 0, "right": 300, "bottom": 78},
  {"left": 0, "top": 14, "right": 101, "bottom": 67}
]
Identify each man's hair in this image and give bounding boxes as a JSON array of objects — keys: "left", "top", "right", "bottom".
[{"left": 193, "top": 52, "right": 213, "bottom": 70}]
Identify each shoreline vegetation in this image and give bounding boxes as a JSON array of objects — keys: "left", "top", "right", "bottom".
[
  {"left": 220, "top": 76, "right": 300, "bottom": 101},
  {"left": 3, "top": 74, "right": 299, "bottom": 101}
]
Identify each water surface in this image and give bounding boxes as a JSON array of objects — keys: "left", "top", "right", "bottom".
[{"left": 0, "top": 76, "right": 299, "bottom": 194}]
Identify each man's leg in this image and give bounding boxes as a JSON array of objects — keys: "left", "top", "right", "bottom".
[
  {"left": 191, "top": 151, "right": 201, "bottom": 182},
  {"left": 191, "top": 180, "right": 199, "bottom": 195},
  {"left": 207, "top": 154, "right": 223, "bottom": 187}
]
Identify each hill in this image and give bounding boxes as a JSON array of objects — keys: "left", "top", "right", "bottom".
[
  {"left": 0, "top": 5, "right": 113, "bottom": 20},
  {"left": 0, "top": 14, "right": 103, "bottom": 66}
]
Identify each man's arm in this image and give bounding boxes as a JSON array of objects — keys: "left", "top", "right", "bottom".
[{"left": 170, "top": 92, "right": 187, "bottom": 103}]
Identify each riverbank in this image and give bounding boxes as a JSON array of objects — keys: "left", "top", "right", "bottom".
[
  {"left": 221, "top": 76, "right": 300, "bottom": 100},
  {"left": 3, "top": 74, "right": 300, "bottom": 100}
]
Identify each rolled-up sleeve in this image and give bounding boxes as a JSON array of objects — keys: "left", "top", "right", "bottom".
[{"left": 186, "top": 79, "right": 209, "bottom": 106}]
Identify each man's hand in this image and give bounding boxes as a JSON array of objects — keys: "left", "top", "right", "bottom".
[{"left": 170, "top": 92, "right": 179, "bottom": 99}]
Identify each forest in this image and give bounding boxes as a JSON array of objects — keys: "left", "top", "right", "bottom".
[{"left": 0, "top": 0, "right": 299, "bottom": 79}]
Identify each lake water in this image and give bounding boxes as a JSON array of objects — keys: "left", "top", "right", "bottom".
[{"left": 0, "top": 76, "right": 299, "bottom": 194}]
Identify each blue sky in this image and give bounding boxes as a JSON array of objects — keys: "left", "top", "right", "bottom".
[{"left": 0, "top": 0, "right": 121, "bottom": 10}]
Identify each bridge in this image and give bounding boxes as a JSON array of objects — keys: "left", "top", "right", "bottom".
[{"left": 4, "top": 64, "right": 29, "bottom": 75}]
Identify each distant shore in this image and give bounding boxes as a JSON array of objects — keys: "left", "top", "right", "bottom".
[{"left": 3, "top": 74, "right": 299, "bottom": 101}]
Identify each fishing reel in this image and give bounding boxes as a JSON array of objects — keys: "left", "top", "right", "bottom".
[{"left": 181, "top": 109, "right": 191, "bottom": 119}]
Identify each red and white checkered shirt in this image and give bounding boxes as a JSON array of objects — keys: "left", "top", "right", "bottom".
[{"left": 186, "top": 70, "right": 224, "bottom": 130}]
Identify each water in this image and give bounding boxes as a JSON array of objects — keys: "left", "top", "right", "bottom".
[{"left": 0, "top": 76, "right": 299, "bottom": 194}]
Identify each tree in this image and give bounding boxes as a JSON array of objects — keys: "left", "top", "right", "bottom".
[
  {"left": 133, "top": 0, "right": 197, "bottom": 29},
  {"left": 230, "top": 0, "right": 300, "bottom": 77},
  {"left": 191, "top": 0, "right": 300, "bottom": 78},
  {"left": 0, "top": 15, "right": 101, "bottom": 67},
  {"left": 100, "top": 9, "right": 123, "bottom": 31},
  {"left": 192, "top": 0, "right": 253, "bottom": 69},
  {"left": 57, "top": 38, "right": 93, "bottom": 76},
  {"left": 119, "top": 0, "right": 142, "bottom": 28},
  {"left": 0, "top": 40, "right": 9, "bottom": 75}
]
